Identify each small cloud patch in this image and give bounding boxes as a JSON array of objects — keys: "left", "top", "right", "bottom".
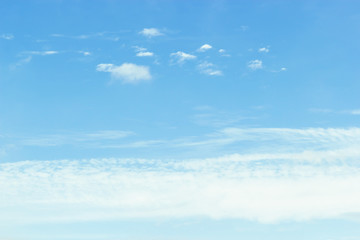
[
  {"left": 170, "top": 51, "right": 196, "bottom": 64},
  {"left": 248, "top": 60, "right": 263, "bottom": 70},
  {"left": 258, "top": 47, "right": 269, "bottom": 53},
  {"left": 96, "top": 63, "right": 152, "bottom": 84},
  {"left": 134, "top": 46, "right": 154, "bottom": 57},
  {"left": 198, "top": 61, "right": 222, "bottom": 76},
  {"left": 198, "top": 44, "right": 212, "bottom": 52},
  {"left": 139, "top": 28, "right": 163, "bottom": 38}
]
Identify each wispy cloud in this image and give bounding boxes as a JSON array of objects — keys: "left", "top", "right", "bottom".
[
  {"left": 350, "top": 109, "right": 360, "bottom": 115},
  {"left": 218, "top": 49, "right": 230, "bottom": 57},
  {"left": 0, "top": 33, "right": 14, "bottom": 40},
  {"left": 23, "top": 50, "right": 59, "bottom": 56},
  {"left": 270, "top": 67, "right": 287, "bottom": 73},
  {"left": 197, "top": 44, "right": 212, "bottom": 52},
  {"left": 197, "top": 61, "right": 222, "bottom": 76},
  {"left": 248, "top": 59, "right": 262, "bottom": 70},
  {"left": 96, "top": 63, "right": 152, "bottom": 84},
  {"left": 134, "top": 46, "right": 154, "bottom": 57},
  {"left": 258, "top": 47, "right": 269, "bottom": 53},
  {"left": 21, "top": 130, "right": 134, "bottom": 147},
  {"left": 192, "top": 108, "right": 247, "bottom": 127},
  {"left": 139, "top": 28, "right": 163, "bottom": 38},
  {"left": 309, "top": 108, "right": 360, "bottom": 115},
  {"left": 78, "top": 51, "right": 91, "bottom": 56},
  {"left": 10, "top": 56, "right": 32, "bottom": 70},
  {"left": 50, "top": 32, "right": 123, "bottom": 41},
  {"left": 170, "top": 51, "right": 196, "bottom": 64}
]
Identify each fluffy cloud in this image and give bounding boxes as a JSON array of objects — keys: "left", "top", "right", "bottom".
[
  {"left": 248, "top": 60, "right": 263, "bottom": 70},
  {"left": 170, "top": 51, "right": 196, "bottom": 64},
  {"left": 198, "top": 61, "right": 222, "bottom": 76},
  {"left": 198, "top": 44, "right": 212, "bottom": 52},
  {"left": 139, "top": 28, "right": 163, "bottom": 38},
  {"left": 96, "top": 63, "right": 152, "bottom": 84}
]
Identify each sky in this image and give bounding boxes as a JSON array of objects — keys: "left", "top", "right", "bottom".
[{"left": 1, "top": 0, "right": 360, "bottom": 239}]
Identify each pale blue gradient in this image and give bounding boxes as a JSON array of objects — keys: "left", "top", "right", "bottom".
[{"left": 1, "top": 0, "right": 360, "bottom": 239}]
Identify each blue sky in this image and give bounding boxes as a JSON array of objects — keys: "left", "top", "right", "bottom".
[{"left": 1, "top": 0, "right": 360, "bottom": 239}]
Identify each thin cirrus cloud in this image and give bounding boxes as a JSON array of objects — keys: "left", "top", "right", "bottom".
[
  {"left": 23, "top": 50, "right": 59, "bottom": 56},
  {"left": 170, "top": 51, "right": 196, "bottom": 64},
  {"left": 198, "top": 44, "right": 212, "bottom": 52},
  {"left": 96, "top": 63, "right": 152, "bottom": 84},
  {"left": 248, "top": 59, "right": 263, "bottom": 70},
  {"left": 350, "top": 109, "right": 360, "bottom": 115},
  {"left": 139, "top": 28, "right": 163, "bottom": 38}
]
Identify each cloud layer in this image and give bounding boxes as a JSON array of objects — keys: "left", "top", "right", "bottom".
[
  {"left": 1, "top": 127, "right": 360, "bottom": 224},
  {"left": 1, "top": 151, "right": 360, "bottom": 224}
]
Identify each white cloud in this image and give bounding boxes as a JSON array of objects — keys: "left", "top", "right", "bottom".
[
  {"left": 134, "top": 46, "right": 147, "bottom": 52},
  {"left": 280, "top": 67, "right": 287, "bottom": 71},
  {"left": 136, "top": 52, "right": 154, "bottom": 57},
  {"left": 2, "top": 127, "right": 360, "bottom": 224},
  {"left": 198, "top": 61, "right": 222, "bottom": 76},
  {"left": 170, "top": 51, "right": 196, "bottom": 64},
  {"left": 198, "top": 44, "right": 212, "bottom": 52},
  {"left": 248, "top": 60, "right": 263, "bottom": 70},
  {"left": 96, "top": 63, "right": 152, "bottom": 84},
  {"left": 1, "top": 147, "right": 360, "bottom": 224},
  {"left": 0, "top": 33, "right": 14, "bottom": 40},
  {"left": 134, "top": 46, "right": 154, "bottom": 57},
  {"left": 258, "top": 47, "right": 269, "bottom": 53},
  {"left": 139, "top": 28, "right": 163, "bottom": 38}
]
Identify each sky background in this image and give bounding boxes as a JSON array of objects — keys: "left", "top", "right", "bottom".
[{"left": 1, "top": 0, "right": 360, "bottom": 239}]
